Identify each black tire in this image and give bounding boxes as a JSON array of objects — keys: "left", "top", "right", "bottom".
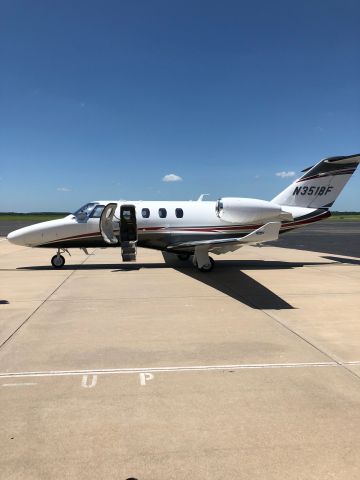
[
  {"left": 51, "top": 254, "right": 65, "bottom": 269},
  {"left": 198, "top": 257, "right": 215, "bottom": 272},
  {"left": 177, "top": 253, "right": 191, "bottom": 261}
]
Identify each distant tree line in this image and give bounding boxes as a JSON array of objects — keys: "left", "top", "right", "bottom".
[
  {"left": 0, "top": 212, "right": 70, "bottom": 216},
  {"left": 331, "top": 211, "right": 360, "bottom": 215}
]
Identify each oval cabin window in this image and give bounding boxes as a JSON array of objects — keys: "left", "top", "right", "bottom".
[
  {"left": 142, "top": 208, "right": 150, "bottom": 218},
  {"left": 175, "top": 208, "right": 183, "bottom": 218},
  {"left": 158, "top": 208, "right": 167, "bottom": 218}
]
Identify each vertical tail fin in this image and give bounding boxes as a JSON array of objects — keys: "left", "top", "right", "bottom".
[{"left": 272, "top": 154, "right": 360, "bottom": 208}]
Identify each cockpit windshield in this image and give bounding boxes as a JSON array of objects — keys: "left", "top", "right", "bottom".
[
  {"left": 73, "top": 202, "right": 106, "bottom": 220},
  {"left": 73, "top": 203, "right": 98, "bottom": 217}
]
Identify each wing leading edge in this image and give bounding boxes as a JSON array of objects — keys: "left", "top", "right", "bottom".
[{"left": 167, "top": 221, "right": 281, "bottom": 255}]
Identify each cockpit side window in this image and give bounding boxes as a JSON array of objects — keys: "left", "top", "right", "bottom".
[
  {"left": 74, "top": 203, "right": 97, "bottom": 217},
  {"left": 90, "top": 205, "right": 105, "bottom": 218}
]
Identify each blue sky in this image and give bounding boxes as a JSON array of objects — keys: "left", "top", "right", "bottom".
[{"left": 1, "top": 0, "right": 359, "bottom": 211}]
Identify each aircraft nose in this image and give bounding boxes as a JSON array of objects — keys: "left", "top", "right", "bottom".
[
  {"left": 7, "top": 226, "right": 40, "bottom": 246},
  {"left": 7, "top": 218, "right": 67, "bottom": 246},
  {"left": 7, "top": 229, "right": 27, "bottom": 246}
]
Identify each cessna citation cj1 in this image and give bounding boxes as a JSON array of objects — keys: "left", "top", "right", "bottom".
[{"left": 7, "top": 154, "right": 360, "bottom": 272}]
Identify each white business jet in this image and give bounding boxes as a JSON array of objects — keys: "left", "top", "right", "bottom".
[{"left": 7, "top": 154, "right": 359, "bottom": 271}]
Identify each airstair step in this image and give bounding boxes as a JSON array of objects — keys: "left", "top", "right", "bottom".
[{"left": 122, "top": 253, "right": 137, "bottom": 262}]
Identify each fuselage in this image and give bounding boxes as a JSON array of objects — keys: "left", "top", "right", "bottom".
[{"left": 7, "top": 199, "right": 330, "bottom": 252}]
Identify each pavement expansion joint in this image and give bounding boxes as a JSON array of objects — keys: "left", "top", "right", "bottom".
[{"left": 0, "top": 252, "right": 92, "bottom": 351}]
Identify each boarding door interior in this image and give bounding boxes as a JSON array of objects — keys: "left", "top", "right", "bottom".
[
  {"left": 99, "top": 203, "right": 119, "bottom": 245},
  {"left": 119, "top": 204, "right": 138, "bottom": 261}
]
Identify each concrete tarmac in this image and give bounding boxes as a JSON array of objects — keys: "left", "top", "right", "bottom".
[
  {"left": 1, "top": 242, "right": 360, "bottom": 479},
  {"left": 271, "top": 221, "right": 360, "bottom": 258}
]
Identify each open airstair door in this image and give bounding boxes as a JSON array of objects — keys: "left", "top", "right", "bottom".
[
  {"left": 99, "top": 203, "right": 119, "bottom": 245},
  {"left": 119, "top": 204, "right": 138, "bottom": 261}
]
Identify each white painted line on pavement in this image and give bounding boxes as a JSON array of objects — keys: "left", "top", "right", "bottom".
[
  {"left": 0, "top": 361, "right": 339, "bottom": 379},
  {"left": 2, "top": 382, "right": 37, "bottom": 387}
]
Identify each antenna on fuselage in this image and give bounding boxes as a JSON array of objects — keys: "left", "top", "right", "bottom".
[{"left": 197, "top": 194, "right": 210, "bottom": 201}]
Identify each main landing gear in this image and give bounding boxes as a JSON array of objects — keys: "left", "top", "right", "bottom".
[
  {"left": 177, "top": 253, "right": 191, "bottom": 261},
  {"left": 193, "top": 255, "right": 215, "bottom": 272},
  {"left": 176, "top": 247, "right": 215, "bottom": 272}
]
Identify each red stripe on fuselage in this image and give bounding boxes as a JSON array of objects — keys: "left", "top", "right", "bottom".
[{"left": 39, "top": 210, "right": 329, "bottom": 245}]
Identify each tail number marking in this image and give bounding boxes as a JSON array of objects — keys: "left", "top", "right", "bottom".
[{"left": 293, "top": 186, "right": 334, "bottom": 196}]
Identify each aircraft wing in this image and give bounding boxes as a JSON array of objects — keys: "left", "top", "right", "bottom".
[{"left": 167, "top": 221, "right": 281, "bottom": 255}]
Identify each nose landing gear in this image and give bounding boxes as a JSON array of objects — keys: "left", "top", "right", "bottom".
[
  {"left": 51, "top": 253, "right": 65, "bottom": 268},
  {"left": 51, "top": 248, "right": 70, "bottom": 268}
]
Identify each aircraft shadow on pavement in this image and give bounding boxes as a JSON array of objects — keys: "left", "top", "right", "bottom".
[
  {"left": 173, "top": 259, "right": 337, "bottom": 310},
  {"left": 321, "top": 255, "right": 360, "bottom": 265},
  {"left": 17, "top": 263, "right": 167, "bottom": 271},
  {"left": 173, "top": 260, "right": 302, "bottom": 310},
  {"left": 17, "top": 259, "right": 335, "bottom": 311},
  {"left": 17, "top": 259, "right": 328, "bottom": 273}
]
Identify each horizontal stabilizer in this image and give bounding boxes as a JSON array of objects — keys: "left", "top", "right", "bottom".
[{"left": 302, "top": 154, "right": 360, "bottom": 172}]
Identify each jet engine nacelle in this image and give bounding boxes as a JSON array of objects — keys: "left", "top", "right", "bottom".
[{"left": 215, "top": 197, "right": 283, "bottom": 223}]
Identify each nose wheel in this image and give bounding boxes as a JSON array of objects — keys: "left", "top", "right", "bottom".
[{"left": 51, "top": 253, "right": 65, "bottom": 269}]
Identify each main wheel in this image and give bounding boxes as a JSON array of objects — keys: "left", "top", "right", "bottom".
[
  {"left": 51, "top": 254, "right": 65, "bottom": 269},
  {"left": 197, "top": 257, "right": 215, "bottom": 272},
  {"left": 177, "top": 253, "right": 191, "bottom": 261}
]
